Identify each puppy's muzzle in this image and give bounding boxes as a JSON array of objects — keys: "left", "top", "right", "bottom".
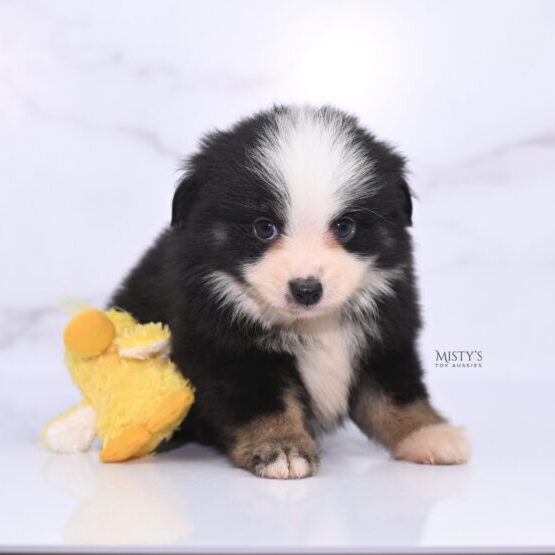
[{"left": 288, "top": 278, "right": 323, "bottom": 306}]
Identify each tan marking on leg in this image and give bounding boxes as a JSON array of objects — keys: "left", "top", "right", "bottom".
[
  {"left": 230, "top": 393, "right": 319, "bottom": 479},
  {"left": 352, "top": 392, "right": 444, "bottom": 449},
  {"left": 352, "top": 392, "right": 470, "bottom": 465}
]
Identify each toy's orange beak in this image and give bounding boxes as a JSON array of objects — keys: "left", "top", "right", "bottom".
[{"left": 64, "top": 309, "right": 115, "bottom": 358}]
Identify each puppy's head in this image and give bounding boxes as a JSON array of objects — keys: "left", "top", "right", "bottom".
[{"left": 172, "top": 106, "right": 412, "bottom": 328}]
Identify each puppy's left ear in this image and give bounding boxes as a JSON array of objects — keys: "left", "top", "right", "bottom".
[
  {"left": 171, "top": 174, "right": 201, "bottom": 227},
  {"left": 398, "top": 177, "right": 413, "bottom": 226}
]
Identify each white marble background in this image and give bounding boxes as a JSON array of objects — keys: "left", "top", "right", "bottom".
[
  {"left": 1, "top": 1, "right": 555, "bottom": 551},
  {"left": 1, "top": 1, "right": 554, "bottom": 390}
]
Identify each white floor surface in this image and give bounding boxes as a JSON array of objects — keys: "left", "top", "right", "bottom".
[{"left": 1, "top": 369, "right": 555, "bottom": 553}]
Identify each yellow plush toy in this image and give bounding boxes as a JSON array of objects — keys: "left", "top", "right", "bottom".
[{"left": 43, "top": 308, "right": 194, "bottom": 462}]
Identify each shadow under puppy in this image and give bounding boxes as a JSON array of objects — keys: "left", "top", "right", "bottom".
[{"left": 110, "top": 105, "right": 470, "bottom": 478}]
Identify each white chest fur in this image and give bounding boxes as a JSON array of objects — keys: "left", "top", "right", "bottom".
[{"left": 295, "top": 321, "right": 361, "bottom": 428}]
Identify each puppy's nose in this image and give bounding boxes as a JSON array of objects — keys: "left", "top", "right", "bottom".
[{"left": 289, "top": 278, "right": 323, "bottom": 306}]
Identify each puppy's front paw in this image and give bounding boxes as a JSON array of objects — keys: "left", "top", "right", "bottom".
[
  {"left": 245, "top": 436, "right": 319, "bottom": 479},
  {"left": 394, "top": 423, "right": 470, "bottom": 465}
]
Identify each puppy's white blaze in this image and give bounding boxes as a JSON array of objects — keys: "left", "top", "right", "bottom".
[{"left": 252, "top": 106, "right": 377, "bottom": 236}]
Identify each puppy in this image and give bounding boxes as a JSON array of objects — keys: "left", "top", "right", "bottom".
[{"left": 110, "top": 105, "right": 470, "bottom": 478}]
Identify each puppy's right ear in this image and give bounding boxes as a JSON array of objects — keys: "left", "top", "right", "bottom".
[{"left": 171, "top": 175, "right": 200, "bottom": 227}]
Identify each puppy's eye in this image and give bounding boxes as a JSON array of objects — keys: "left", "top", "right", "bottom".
[
  {"left": 333, "top": 217, "right": 356, "bottom": 242},
  {"left": 253, "top": 218, "right": 278, "bottom": 242}
]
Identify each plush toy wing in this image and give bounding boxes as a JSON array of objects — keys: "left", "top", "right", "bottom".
[{"left": 115, "top": 321, "right": 171, "bottom": 359}]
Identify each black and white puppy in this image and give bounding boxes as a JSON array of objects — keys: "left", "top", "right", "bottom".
[{"left": 110, "top": 105, "right": 470, "bottom": 478}]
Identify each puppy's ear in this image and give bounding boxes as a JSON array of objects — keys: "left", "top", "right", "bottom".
[
  {"left": 398, "top": 177, "right": 413, "bottom": 226},
  {"left": 171, "top": 175, "right": 200, "bottom": 227}
]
